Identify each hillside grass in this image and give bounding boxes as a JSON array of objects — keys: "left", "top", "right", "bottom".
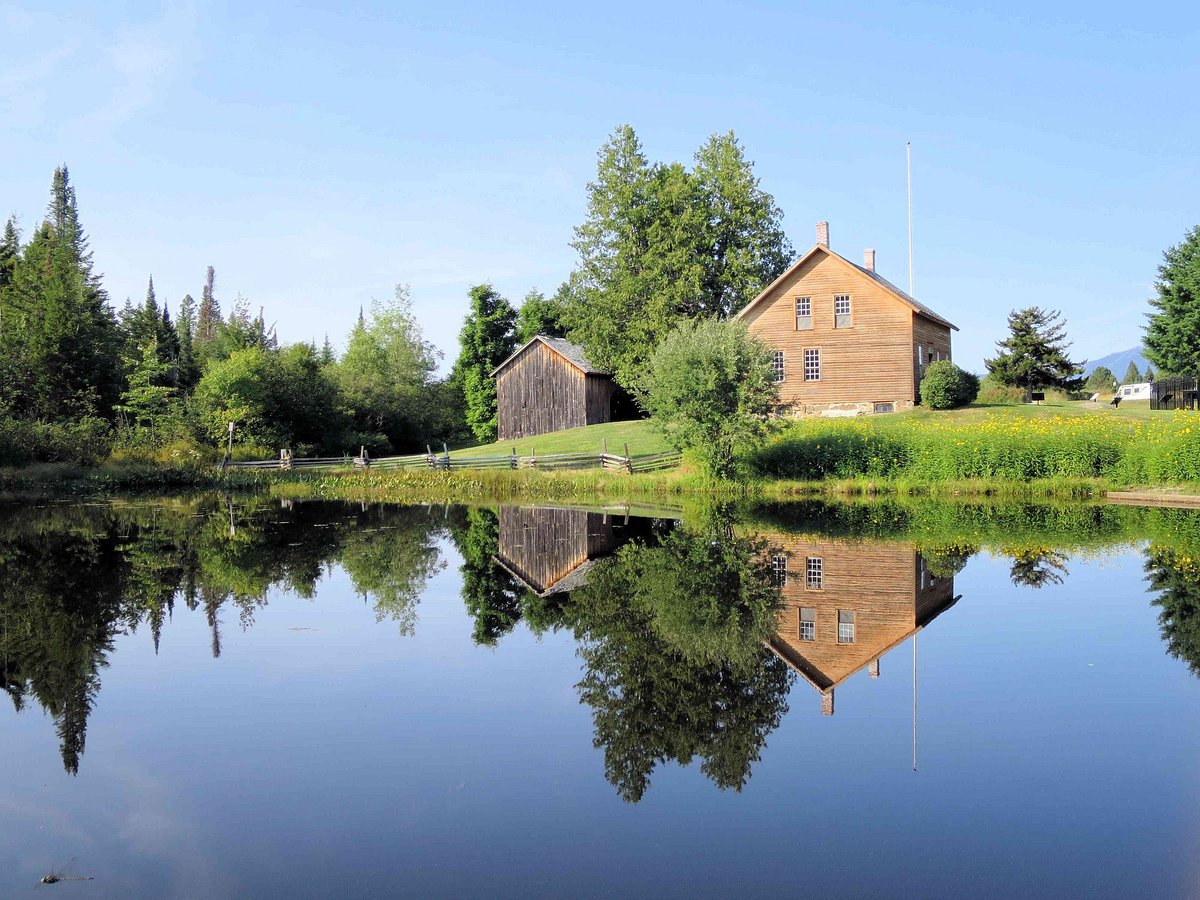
[{"left": 449, "top": 418, "right": 669, "bottom": 458}]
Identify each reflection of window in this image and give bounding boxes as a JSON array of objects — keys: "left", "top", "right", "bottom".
[
  {"left": 800, "top": 607, "right": 815, "bottom": 641},
  {"left": 796, "top": 297, "right": 812, "bottom": 330},
  {"left": 838, "top": 610, "right": 856, "bottom": 643},
  {"left": 772, "top": 351, "right": 785, "bottom": 383},
  {"left": 834, "top": 294, "right": 852, "bottom": 328},
  {"left": 771, "top": 555, "right": 788, "bottom": 587},
  {"left": 806, "top": 557, "right": 823, "bottom": 589},
  {"left": 804, "top": 349, "right": 821, "bottom": 381}
]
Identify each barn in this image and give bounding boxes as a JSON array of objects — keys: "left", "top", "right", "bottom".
[{"left": 491, "top": 336, "right": 615, "bottom": 441}]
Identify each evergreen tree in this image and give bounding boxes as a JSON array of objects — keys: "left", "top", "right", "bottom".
[
  {"left": 1145, "top": 366, "right": 1156, "bottom": 382},
  {"left": 692, "top": 131, "right": 792, "bottom": 317},
  {"left": 175, "top": 293, "right": 200, "bottom": 391},
  {"left": 1084, "top": 365, "right": 1117, "bottom": 392},
  {"left": 1145, "top": 226, "right": 1200, "bottom": 376},
  {"left": 1122, "top": 361, "right": 1143, "bottom": 385},
  {"left": 319, "top": 333, "right": 335, "bottom": 366},
  {"left": 985, "top": 307, "right": 1084, "bottom": 395},
  {"left": 195, "top": 266, "right": 221, "bottom": 349},
  {"left": 0, "top": 215, "right": 18, "bottom": 291},
  {"left": 450, "top": 283, "right": 518, "bottom": 443},
  {"left": 116, "top": 339, "right": 178, "bottom": 429}
]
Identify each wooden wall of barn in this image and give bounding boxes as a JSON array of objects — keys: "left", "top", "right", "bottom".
[
  {"left": 496, "top": 506, "right": 618, "bottom": 593},
  {"left": 496, "top": 343, "right": 614, "bottom": 441},
  {"left": 913, "top": 314, "right": 954, "bottom": 401}
]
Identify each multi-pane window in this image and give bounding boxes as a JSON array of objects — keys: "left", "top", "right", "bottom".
[
  {"left": 874, "top": 401, "right": 895, "bottom": 414},
  {"left": 771, "top": 555, "right": 788, "bottom": 587},
  {"left": 834, "top": 294, "right": 852, "bottom": 328},
  {"left": 795, "top": 296, "right": 812, "bottom": 330},
  {"left": 772, "top": 351, "right": 785, "bottom": 383},
  {"left": 838, "top": 610, "right": 856, "bottom": 643},
  {"left": 799, "top": 607, "right": 815, "bottom": 641},
  {"left": 806, "top": 556, "right": 823, "bottom": 590},
  {"left": 803, "top": 348, "right": 821, "bottom": 381}
]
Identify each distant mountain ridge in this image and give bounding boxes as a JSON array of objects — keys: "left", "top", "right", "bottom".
[{"left": 1083, "top": 346, "right": 1150, "bottom": 378}]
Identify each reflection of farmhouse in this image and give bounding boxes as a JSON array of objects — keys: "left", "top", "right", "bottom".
[
  {"left": 736, "top": 221, "right": 958, "bottom": 416},
  {"left": 495, "top": 505, "right": 622, "bottom": 596},
  {"left": 491, "top": 336, "right": 616, "bottom": 441},
  {"left": 764, "top": 537, "right": 958, "bottom": 715}
]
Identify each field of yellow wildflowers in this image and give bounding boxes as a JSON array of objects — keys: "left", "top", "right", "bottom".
[{"left": 752, "top": 408, "right": 1200, "bottom": 485}]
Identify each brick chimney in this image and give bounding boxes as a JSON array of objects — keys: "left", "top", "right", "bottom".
[
  {"left": 816, "top": 221, "right": 829, "bottom": 248},
  {"left": 864, "top": 248, "right": 876, "bottom": 272},
  {"left": 821, "top": 689, "right": 835, "bottom": 716},
  {"left": 868, "top": 658, "right": 880, "bottom": 678}
]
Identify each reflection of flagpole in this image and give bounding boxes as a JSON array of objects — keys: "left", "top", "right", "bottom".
[{"left": 913, "top": 633, "right": 918, "bottom": 772}]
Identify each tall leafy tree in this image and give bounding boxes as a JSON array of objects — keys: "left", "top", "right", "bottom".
[
  {"left": 985, "top": 307, "right": 1084, "bottom": 395},
  {"left": 451, "top": 283, "right": 518, "bottom": 443},
  {"left": 1085, "top": 365, "right": 1116, "bottom": 392},
  {"left": 514, "top": 287, "right": 568, "bottom": 343},
  {"left": 564, "top": 125, "right": 790, "bottom": 389},
  {"left": 335, "top": 284, "right": 441, "bottom": 451},
  {"left": 1145, "top": 226, "right": 1200, "bottom": 376}
]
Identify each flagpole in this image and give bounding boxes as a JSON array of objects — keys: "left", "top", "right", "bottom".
[{"left": 907, "top": 142, "right": 914, "bottom": 296}]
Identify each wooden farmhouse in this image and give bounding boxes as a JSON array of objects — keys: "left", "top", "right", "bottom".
[
  {"left": 763, "top": 535, "right": 959, "bottom": 715},
  {"left": 736, "top": 222, "right": 958, "bottom": 416},
  {"left": 492, "top": 336, "right": 615, "bottom": 441}
]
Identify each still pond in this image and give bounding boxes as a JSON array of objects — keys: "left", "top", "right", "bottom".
[{"left": 2, "top": 496, "right": 1200, "bottom": 898}]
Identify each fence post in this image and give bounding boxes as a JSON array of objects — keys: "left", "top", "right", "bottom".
[
  {"left": 530, "top": 446, "right": 537, "bottom": 469},
  {"left": 443, "top": 443, "right": 451, "bottom": 471},
  {"left": 360, "top": 445, "right": 370, "bottom": 470},
  {"left": 427, "top": 444, "right": 435, "bottom": 469},
  {"left": 624, "top": 442, "right": 632, "bottom": 475},
  {"left": 602, "top": 438, "right": 608, "bottom": 469},
  {"left": 280, "top": 448, "right": 293, "bottom": 471},
  {"left": 510, "top": 447, "right": 517, "bottom": 470}
]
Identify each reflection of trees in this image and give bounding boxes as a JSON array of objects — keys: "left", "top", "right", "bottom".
[
  {"left": 564, "top": 511, "right": 792, "bottom": 803},
  {"left": 447, "top": 508, "right": 530, "bottom": 646},
  {"left": 1146, "top": 546, "right": 1200, "bottom": 677},
  {"left": 0, "top": 499, "right": 446, "bottom": 773},
  {"left": 1006, "top": 548, "right": 1069, "bottom": 588}
]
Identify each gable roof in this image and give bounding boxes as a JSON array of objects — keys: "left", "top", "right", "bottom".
[
  {"left": 735, "top": 244, "right": 959, "bottom": 331},
  {"left": 490, "top": 335, "right": 608, "bottom": 377}
]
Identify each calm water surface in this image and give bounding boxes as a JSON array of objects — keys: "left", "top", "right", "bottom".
[{"left": 2, "top": 497, "right": 1200, "bottom": 898}]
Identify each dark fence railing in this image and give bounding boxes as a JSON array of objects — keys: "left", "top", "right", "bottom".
[
  {"left": 1151, "top": 377, "right": 1200, "bottom": 411},
  {"left": 222, "top": 446, "right": 683, "bottom": 475}
]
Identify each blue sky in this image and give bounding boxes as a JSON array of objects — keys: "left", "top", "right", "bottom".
[{"left": 2, "top": 1, "right": 1197, "bottom": 373}]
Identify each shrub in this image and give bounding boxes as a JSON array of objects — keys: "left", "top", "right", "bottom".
[
  {"left": 920, "top": 360, "right": 980, "bottom": 409},
  {"left": 0, "top": 418, "right": 113, "bottom": 466}
]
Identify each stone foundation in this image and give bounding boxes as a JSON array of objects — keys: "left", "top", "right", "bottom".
[{"left": 774, "top": 399, "right": 915, "bottom": 419}]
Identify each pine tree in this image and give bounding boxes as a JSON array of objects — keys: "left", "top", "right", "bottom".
[
  {"left": 1122, "top": 361, "right": 1142, "bottom": 385},
  {"left": 196, "top": 266, "right": 221, "bottom": 348},
  {"left": 319, "top": 333, "right": 335, "bottom": 366},
  {"left": 985, "top": 307, "right": 1085, "bottom": 395},
  {"left": 450, "top": 283, "right": 518, "bottom": 443},
  {"left": 175, "top": 293, "right": 200, "bottom": 391},
  {"left": 1145, "top": 226, "right": 1200, "bottom": 376},
  {"left": 0, "top": 216, "right": 18, "bottom": 291}
]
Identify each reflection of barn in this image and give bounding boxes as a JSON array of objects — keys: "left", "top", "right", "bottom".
[
  {"left": 764, "top": 537, "right": 958, "bottom": 715},
  {"left": 494, "top": 506, "right": 622, "bottom": 596}
]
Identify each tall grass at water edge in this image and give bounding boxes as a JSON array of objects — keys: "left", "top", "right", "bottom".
[{"left": 751, "top": 412, "right": 1200, "bottom": 485}]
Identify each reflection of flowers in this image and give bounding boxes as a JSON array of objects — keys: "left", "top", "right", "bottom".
[
  {"left": 1004, "top": 546, "right": 1069, "bottom": 589},
  {"left": 1146, "top": 545, "right": 1200, "bottom": 678}
]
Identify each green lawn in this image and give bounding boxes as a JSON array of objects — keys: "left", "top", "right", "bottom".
[
  {"left": 894, "top": 398, "right": 1161, "bottom": 424},
  {"left": 450, "top": 419, "right": 668, "bottom": 458}
]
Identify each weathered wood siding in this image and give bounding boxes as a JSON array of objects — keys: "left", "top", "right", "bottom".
[
  {"left": 913, "top": 313, "right": 954, "bottom": 401},
  {"left": 741, "top": 251, "right": 917, "bottom": 409},
  {"left": 763, "top": 537, "right": 955, "bottom": 700},
  {"left": 496, "top": 342, "right": 613, "bottom": 441},
  {"left": 496, "top": 506, "right": 617, "bottom": 594}
]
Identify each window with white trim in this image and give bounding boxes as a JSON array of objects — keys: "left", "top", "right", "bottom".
[
  {"left": 771, "top": 555, "right": 788, "bottom": 587},
  {"left": 806, "top": 556, "right": 823, "bottom": 590},
  {"left": 837, "top": 610, "right": 856, "bottom": 643},
  {"left": 803, "top": 348, "right": 821, "bottom": 381},
  {"left": 795, "top": 296, "right": 812, "bottom": 330},
  {"left": 834, "top": 294, "right": 852, "bottom": 328},
  {"left": 799, "top": 607, "right": 815, "bottom": 641},
  {"left": 771, "top": 351, "right": 785, "bottom": 383}
]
